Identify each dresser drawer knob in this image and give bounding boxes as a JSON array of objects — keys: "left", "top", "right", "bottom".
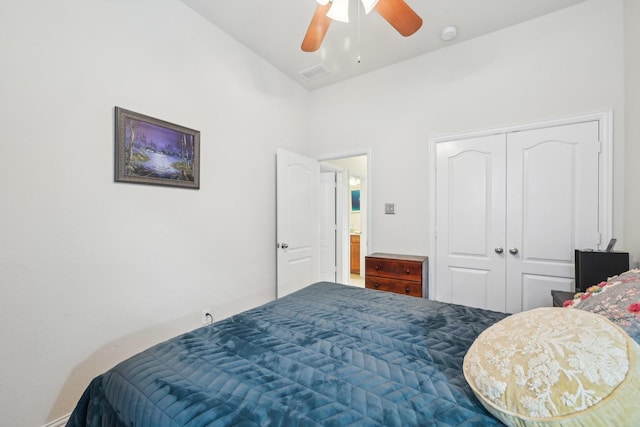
[
  {"left": 374, "top": 283, "right": 380, "bottom": 288},
  {"left": 405, "top": 269, "right": 411, "bottom": 274},
  {"left": 405, "top": 287, "right": 411, "bottom": 293},
  {"left": 375, "top": 266, "right": 380, "bottom": 271}
]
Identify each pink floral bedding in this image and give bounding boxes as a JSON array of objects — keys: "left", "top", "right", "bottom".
[{"left": 564, "top": 269, "right": 640, "bottom": 343}]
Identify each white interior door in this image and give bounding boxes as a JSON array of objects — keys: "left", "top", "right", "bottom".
[
  {"left": 505, "top": 121, "right": 600, "bottom": 312},
  {"left": 435, "top": 134, "right": 507, "bottom": 312},
  {"left": 319, "top": 171, "right": 337, "bottom": 282},
  {"left": 276, "top": 149, "right": 319, "bottom": 298}
]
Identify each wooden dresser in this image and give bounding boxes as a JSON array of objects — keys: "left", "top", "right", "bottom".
[{"left": 365, "top": 253, "right": 428, "bottom": 298}]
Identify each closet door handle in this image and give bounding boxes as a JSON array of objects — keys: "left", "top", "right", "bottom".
[
  {"left": 495, "top": 247, "right": 504, "bottom": 254},
  {"left": 509, "top": 248, "right": 519, "bottom": 255}
]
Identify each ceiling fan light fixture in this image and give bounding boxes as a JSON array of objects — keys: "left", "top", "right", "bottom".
[
  {"left": 360, "top": 0, "right": 379, "bottom": 14},
  {"left": 327, "top": 0, "right": 350, "bottom": 23},
  {"left": 302, "top": 0, "right": 423, "bottom": 52}
]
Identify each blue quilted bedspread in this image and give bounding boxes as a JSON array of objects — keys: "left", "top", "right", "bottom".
[{"left": 68, "top": 282, "right": 508, "bottom": 426}]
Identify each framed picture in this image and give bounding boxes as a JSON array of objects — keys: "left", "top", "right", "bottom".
[
  {"left": 351, "top": 189, "right": 360, "bottom": 212},
  {"left": 115, "top": 107, "right": 200, "bottom": 189}
]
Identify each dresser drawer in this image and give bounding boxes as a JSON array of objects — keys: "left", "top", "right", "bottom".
[
  {"left": 365, "top": 257, "right": 422, "bottom": 282},
  {"left": 365, "top": 253, "right": 428, "bottom": 298},
  {"left": 365, "top": 277, "right": 422, "bottom": 297}
]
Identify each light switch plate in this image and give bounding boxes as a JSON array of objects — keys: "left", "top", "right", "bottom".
[{"left": 385, "top": 203, "right": 395, "bottom": 215}]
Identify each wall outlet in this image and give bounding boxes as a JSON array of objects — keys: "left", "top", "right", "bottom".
[{"left": 201, "top": 308, "right": 213, "bottom": 325}]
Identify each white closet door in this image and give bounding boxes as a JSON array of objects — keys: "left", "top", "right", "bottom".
[
  {"left": 505, "top": 121, "right": 600, "bottom": 312},
  {"left": 435, "top": 120, "right": 602, "bottom": 313},
  {"left": 435, "top": 134, "right": 507, "bottom": 312}
]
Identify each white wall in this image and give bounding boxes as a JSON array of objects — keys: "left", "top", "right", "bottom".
[
  {"left": 624, "top": 0, "right": 640, "bottom": 266},
  {"left": 308, "top": 0, "right": 626, "bottom": 257},
  {"left": 0, "top": 0, "right": 309, "bottom": 425}
]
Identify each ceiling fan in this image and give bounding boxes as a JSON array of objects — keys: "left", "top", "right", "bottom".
[{"left": 301, "top": 0, "right": 423, "bottom": 52}]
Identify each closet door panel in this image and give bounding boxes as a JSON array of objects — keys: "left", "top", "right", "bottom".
[
  {"left": 435, "top": 134, "right": 506, "bottom": 312},
  {"left": 449, "top": 267, "right": 492, "bottom": 309},
  {"left": 505, "top": 121, "right": 600, "bottom": 312},
  {"left": 520, "top": 142, "right": 575, "bottom": 261},
  {"left": 522, "top": 274, "right": 574, "bottom": 312}
]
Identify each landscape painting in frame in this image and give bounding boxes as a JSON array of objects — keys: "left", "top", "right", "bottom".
[{"left": 115, "top": 107, "right": 200, "bottom": 189}]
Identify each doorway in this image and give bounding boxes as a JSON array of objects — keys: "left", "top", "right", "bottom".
[{"left": 319, "top": 153, "right": 369, "bottom": 287}]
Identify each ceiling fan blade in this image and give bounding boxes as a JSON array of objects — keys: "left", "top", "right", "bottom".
[
  {"left": 374, "top": 0, "right": 422, "bottom": 37},
  {"left": 301, "top": 3, "right": 332, "bottom": 52}
]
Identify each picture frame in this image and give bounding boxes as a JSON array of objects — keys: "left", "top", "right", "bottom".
[
  {"left": 115, "top": 107, "right": 200, "bottom": 189},
  {"left": 351, "top": 189, "right": 361, "bottom": 212}
]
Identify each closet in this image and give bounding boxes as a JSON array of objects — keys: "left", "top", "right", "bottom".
[{"left": 434, "top": 119, "right": 604, "bottom": 313}]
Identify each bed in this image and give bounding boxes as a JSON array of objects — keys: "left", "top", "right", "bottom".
[{"left": 68, "top": 282, "right": 509, "bottom": 426}]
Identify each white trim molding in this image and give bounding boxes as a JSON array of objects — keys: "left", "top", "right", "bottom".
[
  {"left": 43, "top": 414, "right": 70, "bottom": 427},
  {"left": 315, "top": 149, "right": 373, "bottom": 260}
]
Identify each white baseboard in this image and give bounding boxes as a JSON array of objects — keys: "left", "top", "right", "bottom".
[{"left": 43, "top": 414, "right": 70, "bottom": 427}]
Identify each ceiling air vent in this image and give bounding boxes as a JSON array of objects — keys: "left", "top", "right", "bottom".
[{"left": 299, "top": 64, "right": 330, "bottom": 81}]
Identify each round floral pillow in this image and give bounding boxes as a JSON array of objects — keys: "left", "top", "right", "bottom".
[{"left": 463, "top": 307, "right": 640, "bottom": 426}]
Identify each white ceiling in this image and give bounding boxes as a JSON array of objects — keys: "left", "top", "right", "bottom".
[{"left": 180, "top": 0, "right": 587, "bottom": 91}]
